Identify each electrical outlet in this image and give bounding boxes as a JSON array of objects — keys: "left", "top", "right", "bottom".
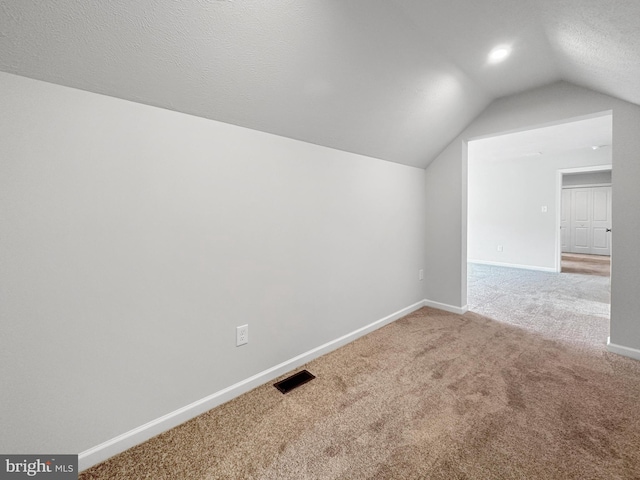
[
  {"left": 419, "top": 269, "right": 424, "bottom": 281},
  {"left": 497, "top": 245, "right": 503, "bottom": 252},
  {"left": 236, "top": 324, "right": 248, "bottom": 346}
]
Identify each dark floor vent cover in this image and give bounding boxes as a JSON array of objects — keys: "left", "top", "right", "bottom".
[{"left": 274, "top": 370, "right": 316, "bottom": 394}]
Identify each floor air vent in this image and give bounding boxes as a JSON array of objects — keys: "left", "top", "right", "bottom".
[{"left": 274, "top": 370, "right": 315, "bottom": 394}]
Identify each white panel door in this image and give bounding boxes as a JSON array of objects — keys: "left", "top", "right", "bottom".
[
  {"left": 570, "top": 189, "right": 592, "bottom": 254},
  {"left": 561, "top": 188, "right": 571, "bottom": 252},
  {"left": 591, "top": 186, "right": 612, "bottom": 255},
  {"left": 564, "top": 186, "right": 612, "bottom": 255}
]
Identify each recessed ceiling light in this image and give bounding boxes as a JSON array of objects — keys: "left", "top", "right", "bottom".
[{"left": 488, "top": 45, "right": 511, "bottom": 64}]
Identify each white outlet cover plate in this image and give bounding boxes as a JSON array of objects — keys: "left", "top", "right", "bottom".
[{"left": 236, "top": 324, "right": 248, "bottom": 346}]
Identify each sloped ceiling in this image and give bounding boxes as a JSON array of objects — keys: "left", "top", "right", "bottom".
[{"left": 0, "top": 0, "right": 638, "bottom": 169}]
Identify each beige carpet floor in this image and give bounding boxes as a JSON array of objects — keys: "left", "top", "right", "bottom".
[
  {"left": 80, "top": 268, "right": 640, "bottom": 479},
  {"left": 562, "top": 253, "right": 611, "bottom": 277}
]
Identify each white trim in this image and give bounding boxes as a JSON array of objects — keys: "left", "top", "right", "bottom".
[
  {"left": 555, "top": 169, "right": 562, "bottom": 272},
  {"left": 468, "top": 259, "right": 556, "bottom": 273},
  {"left": 78, "top": 299, "right": 426, "bottom": 471},
  {"left": 607, "top": 337, "right": 640, "bottom": 361},
  {"left": 423, "top": 299, "right": 468, "bottom": 315},
  {"left": 559, "top": 165, "right": 612, "bottom": 175},
  {"left": 562, "top": 183, "right": 611, "bottom": 189}
]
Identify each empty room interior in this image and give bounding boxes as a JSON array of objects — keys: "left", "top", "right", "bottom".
[{"left": 1, "top": 1, "right": 640, "bottom": 478}]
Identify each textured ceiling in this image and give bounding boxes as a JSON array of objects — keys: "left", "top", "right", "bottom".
[{"left": 0, "top": 0, "right": 638, "bottom": 168}]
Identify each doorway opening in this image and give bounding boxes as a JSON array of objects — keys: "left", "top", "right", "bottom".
[
  {"left": 558, "top": 166, "right": 612, "bottom": 278},
  {"left": 466, "top": 112, "right": 612, "bottom": 348}
]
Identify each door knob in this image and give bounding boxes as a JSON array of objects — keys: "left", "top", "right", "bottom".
[{"left": 606, "top": 228, "right": 612, "bottom": 232}]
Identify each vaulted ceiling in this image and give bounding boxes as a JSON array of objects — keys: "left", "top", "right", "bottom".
[{"left": 1, "top": 1, "right": 638, "bottom": 168}]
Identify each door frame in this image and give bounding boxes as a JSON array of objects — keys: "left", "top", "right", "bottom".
[{"left": 555, "top": 164, "right": 612, "bottom": 272}]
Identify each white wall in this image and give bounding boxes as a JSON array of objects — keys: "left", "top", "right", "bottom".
[
  {"left": 0, "top": 72, "right": 427, "bottom": 456},
  {"left": 424, "top": 80, "right": 640, "bottom": 355},
  {"left": 468, "top": 147, "right": 611, "bottom": 270}
]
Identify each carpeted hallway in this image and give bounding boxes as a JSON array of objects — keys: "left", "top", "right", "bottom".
[
  {"left": 467, "top": 262, "right": 611, "bottom": 351},
  {"left": 80, "top": 266, "right": 640, "bottom": 479}
]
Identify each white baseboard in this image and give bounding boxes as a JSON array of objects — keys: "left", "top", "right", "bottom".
[
  {"left": 78, "top": 299, "right": 426, "bottom": 471},
  {"left": 469, "top": 259, "right": 556, "bottom": 273},
  {"left": 423, "top": 299, "right": 468, "bottom": 315},
  {"left": 607, "top": 337, "right": 640, "bottom": 361}
]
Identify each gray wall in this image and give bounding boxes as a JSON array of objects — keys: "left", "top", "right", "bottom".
[
  {"left": 468, "top": 146, "right": 611, "bottom": 270},
  {"left": 0, "top": 72, "right": 427, "bottom": 454},
  {"left": 563, "top": 170, "right": 612, "bottom": 186},
  {"left": 424, "top": 80, "right": 640, "bottom": 352}
]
